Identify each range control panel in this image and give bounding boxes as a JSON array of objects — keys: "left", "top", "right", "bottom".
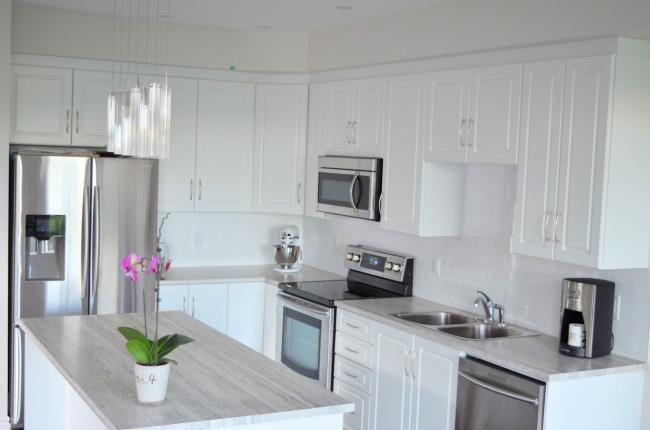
[{"left": 344, "top": 245, "right": 413, "bottom": 284}]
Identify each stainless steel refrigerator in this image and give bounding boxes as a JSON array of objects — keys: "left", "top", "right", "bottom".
[{"left": 9, "top": 151, "right": 158, "bottom": 427}]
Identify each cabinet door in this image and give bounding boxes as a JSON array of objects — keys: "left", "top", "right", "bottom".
[
  {"left": 371, "top": 323, "right": 413, "bottom": 430},
  {"left": 262, "top": 283, "right": 279, "bottom": 359},
  {"left": 145, "top": 76, "right": 198, "bottom": 213},
  {"left": 71, "top": 71, "right": 112, "bottom": 148},
  {"left": 467, "top": 64, "right": 522, "bottom": 164},
  {"left": 554, "top": 56, "right": 612, "bottom": 267},
  {"left": 196, "top": 80, "right": 254, "bottom": 212},
  {"left": 326, "top": 81, "right": 355, "bottom": 155},
  {"left": 424, "top": 70, "right": 470, "bottom": 162},
  {"left": 252, "top": 84, "right": 308, "bottom": 215},
  {"left": 334, "top": 379, "right": 372, "bottom": 430},
  {"left": 227, "top": 282, "right": 265, "bottom": 352},
  {"left": 304, "top": 84, "right": 329, "bottom": 218},
  {"left": 380, "top": 74, "right": 429, "bottom": 235},
  {"left": 353, "top": 77, "right": 385, "bottom": 156},
  {"left": 158, "top": 284, "right": 189, "bottom": 313},
  {"left": 11, "top": 65, "right": 72, "bottom": 146},
  {"left": 188, "top": 284, "right": 228, "bottom": 334},
  {"left": 512, "top": 60, "right": 564, "bottom": 260},
  {"left": 409, "top": 337, "right": 458, "bottom": 430}
]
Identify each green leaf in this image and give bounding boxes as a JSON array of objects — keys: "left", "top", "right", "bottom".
[
  {"left": 155, "top": 334, "right": 194, "bottom": 360},
  {"left": 126, "top": 339, "right": 152, "bottom": 364},
  {"left": 118, "top": 327, "right": 150, "bottom": 347}
]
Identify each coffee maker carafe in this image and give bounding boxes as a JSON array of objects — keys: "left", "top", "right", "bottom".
[{"left": 559, "top": 278, "right": 615, "bottom": 358}]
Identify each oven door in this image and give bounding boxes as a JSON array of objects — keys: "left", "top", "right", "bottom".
[
  {"left": 276, "top": 293, "right": 335, "bottom": 389},
  {"left": 317, "top": 168, "right": 379, "bottom": 220}
]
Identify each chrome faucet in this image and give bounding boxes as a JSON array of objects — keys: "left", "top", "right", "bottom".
[{"left": 474, "top": 290, "right": 505, "bottom": 326}]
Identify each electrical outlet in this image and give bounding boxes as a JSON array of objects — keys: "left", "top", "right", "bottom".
[
  {"left": 432, "top": 257, "right": 442, "bottom": 276},
  {"left": 614, "top": 295, "right": 622, "bottom": 321}
]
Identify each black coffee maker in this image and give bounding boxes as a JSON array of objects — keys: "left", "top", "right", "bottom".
[{"left": 559, "top": 278, "right": 615, "bottom": 358}]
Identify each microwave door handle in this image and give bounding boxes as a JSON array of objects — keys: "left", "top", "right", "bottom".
[{"left": 349, "top": 172, "right": 360, "bottom": 214}]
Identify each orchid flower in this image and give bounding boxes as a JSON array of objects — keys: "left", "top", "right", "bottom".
[{"left": 120, "top": 253, "right": 144, "bottom": 283}]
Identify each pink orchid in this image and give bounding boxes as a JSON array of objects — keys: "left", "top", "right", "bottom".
[
  {"left": 120, "top": 253, "right": 143, "bottom": 283},
  {"left": 148, "top": 255, "right": 160, "bottom": 273},
  {"left": 164, "top": 260, "right": 171, "bottom": 272}
]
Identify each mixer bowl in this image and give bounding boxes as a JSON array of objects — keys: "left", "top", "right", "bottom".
[{"left": 273, "top": 245, "right": 301, "bottom": 269}]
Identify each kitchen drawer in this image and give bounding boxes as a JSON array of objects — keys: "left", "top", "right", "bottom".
[
  {"left": 337, "top": 311, "right": 374, "bottom": 344},
  {"left": 333, "top": 379, "right": 372, "bottom": 430},
  {"left": 335, "top": 354, "right": 374, "bottom": 394},
  {"left": 336, "top": 332, "right": 374, "bottom": 369}
]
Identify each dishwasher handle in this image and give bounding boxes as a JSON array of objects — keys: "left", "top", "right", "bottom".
[{"left": 458, "top": 370, "right": 540, "bottom": 406}]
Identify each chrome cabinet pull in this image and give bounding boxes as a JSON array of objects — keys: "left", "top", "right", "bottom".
[
  {"left": 345, "top": 346, "right": 360, "bottom": 354},
  {"left": 343, "top": 370, "right": 358, "bottom": 379},
  {"left": 182, "top": 297, "right": 187, "bottom": 314},
  {"left": 65, "top": 110, "right": 70, "bottom": 133},
  {"left": 75, "top": 110, "right": 80, "bottom": 134},
  {"left": 191, "top": 297, "right": 196, "bottom": 317},
  {"left": 190, "top": 179, "right": 194, "bottom": 201},
  {"left": 351, "top": 121, "right": 358, "bottom": 144},
  {"left": 467, "top": 119, "right": 475, "bottom": 147},
  {"left": 198, "top": 180, "right": 202, "bottom": 201},
  {"left": 345, "top": 322, "right": 360, "bottom": 329},
  {"left": 345, "top": 121, "right": 352, "bottom": 144},
  {"left": 297, "top": 183, "right": 302, "bottom": 204},
  {"left": 403, "top": 348, "right": 410, "bottom": 378},
  {"left": 553, "top": 212, "right": 562, "bottom": 244},
  {"left": 543, "top": 211, "right": 552, "bottom": 243},
  {"left": 459, "top": 119, "right": 467, "bottom": 147},
  {"left": 410, "top": 352, "right": 417, "bottom": 380}
]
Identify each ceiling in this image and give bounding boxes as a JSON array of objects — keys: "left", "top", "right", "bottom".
[{"left": 15, "top": 0, "right": 447, "bottom": 31}]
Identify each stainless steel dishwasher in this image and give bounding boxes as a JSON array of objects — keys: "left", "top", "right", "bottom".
[{"left": 456, "top": 357, "right": 546, "bottom": 430}]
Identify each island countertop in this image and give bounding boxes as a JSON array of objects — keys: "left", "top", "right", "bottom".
[{"left": 19, "top": 311, "right": 353, "bottom": 430}]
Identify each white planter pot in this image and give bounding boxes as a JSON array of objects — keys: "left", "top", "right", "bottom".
[{"left": 134, "top": 362, "right": 171, "bottom": 405}]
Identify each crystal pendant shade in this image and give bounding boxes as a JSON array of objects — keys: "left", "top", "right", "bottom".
[{"left": 107, "top": 82, "right": 171, "bottom": 159}]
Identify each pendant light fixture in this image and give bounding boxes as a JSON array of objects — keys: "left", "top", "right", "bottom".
[{"left": 107, "top": 0, "right": 171, "bottom": 159}]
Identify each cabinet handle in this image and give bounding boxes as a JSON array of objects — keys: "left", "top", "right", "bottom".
[
  {"left": 297, "top": 183, "right": 302, "bottom": 204},
  {"left": 346, "top": 121, "right": 354, "bottom": 144},
  {"left": 543, "top": 211, "right": 552, "bottom": 243},
  {"left": 191, "top": 297, "right": 196, "bottom": 318},
  {"left": 65, "top": 110, "right": 70, "bottom": 133},
  {"left": 345, "top": 322, "right": 360, "bottom": 329},
  {"left": 459, "top": 119, "right": 467, "bottom": 147},
  {"left": 410, "top": 352, "right": 417, "bottom": 380},
  {"left": 351, "top": 121, "right": 358, "bottom": 144},
  {"left": 553, "top": 212, "right": 562, "bottom": 244},
  {"left": 467, "top": 119, "right": 475, "bottom": 147},
  {"left": 190, "top": 179, "right": 194, "bottom": 201},
  {"left": 403, "top": 348, "right": 411, "bottom": 378},
  {"left": 345, "top": 346, "right": 359, "bottom": 355},
  {"left": 75, "top": 110, "right": 80, "bottom": 134},
  {"left": 343, "top": 370, "right": 358, "bottom": 379},
  {"left": 182, "top": 297, "right": 187, "bottom": 314},
  {"left": 198, "top": 180, "right": 202, "bottom": 201}
]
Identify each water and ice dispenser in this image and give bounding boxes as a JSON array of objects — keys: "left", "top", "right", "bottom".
[{"left": 25, "top": 215, "right": 66, "bottom": 281}]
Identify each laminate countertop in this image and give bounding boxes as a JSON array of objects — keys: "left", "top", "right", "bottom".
[
  {"left": 19, "top": 312, "right": 353, "bottom": 430},
  {"left": 336, "top": 297, "right": 646, "bottom": 382},
  {"left": 161, "top": 264, "right": 343, "bottom": 286}
]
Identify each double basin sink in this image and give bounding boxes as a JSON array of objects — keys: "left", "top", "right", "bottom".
[{"left": 391, "top": 311, "right": 537, "bottom": 340}]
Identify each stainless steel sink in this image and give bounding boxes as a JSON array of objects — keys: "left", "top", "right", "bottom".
[
  {"left": 392, "top": 311, "right": 475, "bottom": 326},
  {"left": 437, "top": 324, "right": 535, "bottom": 340}
]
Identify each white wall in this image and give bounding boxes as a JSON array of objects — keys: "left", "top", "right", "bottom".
[
  {"left": 302, "top": 164, "right": 650, "bottom": 362},
  {"left": 0, "top": 1, "right": 10, "bottom": 427},
  {"left": 307, "top": 0, "right": 650, "bottom": 71},
  {"left": 11, "top": 3, "right": 310, "bottom": 73},
  {"left": 158, "top": 213, "right": 303, "bottom": 267}
]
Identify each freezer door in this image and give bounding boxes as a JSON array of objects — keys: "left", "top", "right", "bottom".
[
  {"left": 9, "top": 154, "right": 92, "bottom": 426},
  {"left": 91, "top": 157, "right": 158, "bottom": 315}
]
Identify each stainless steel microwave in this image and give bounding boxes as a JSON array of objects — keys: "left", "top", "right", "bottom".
[{"left": 317, "top": 156, "right": 382, "bottom": 221}]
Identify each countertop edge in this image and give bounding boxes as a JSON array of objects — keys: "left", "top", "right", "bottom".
[{"left": 334, "top": 300, "right": 645, "bottom": 383}]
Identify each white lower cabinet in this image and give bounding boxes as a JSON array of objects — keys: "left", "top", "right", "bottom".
[
  {"left": 160, "top": 282, "right": 265, "bottom": 353},
  {"left": 262, "top": 283, "right": 279, "bottom": 359},
  {"left": 334, "top": 311, "right": 459, "bottom": 430}
]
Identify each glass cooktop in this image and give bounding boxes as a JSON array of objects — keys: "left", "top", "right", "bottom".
[{"left": 278, "top": 279, "right": 401, "bottom": 308}]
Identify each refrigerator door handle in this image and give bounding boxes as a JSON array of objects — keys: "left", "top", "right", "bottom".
[
  {"left": 11, "top": 327, "right": 23, "bottom": 425},
  {"left": 80, "top": 185, "right": 91, "bottom": 301},
  {"left": 90, "top": 185, "right": 101, "bottom": 312}
]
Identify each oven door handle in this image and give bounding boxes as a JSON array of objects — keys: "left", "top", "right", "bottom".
[
  {"left": 277, "top": 293, "right": 331, "bottom": 317},
  {"left": 349, "top": 171, "right": 360, "bottom": 214},
  {"left": 458, "top": 371, "right": 540, "bottom": 406}
]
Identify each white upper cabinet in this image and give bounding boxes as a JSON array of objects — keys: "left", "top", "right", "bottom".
[
  {"left": 321, "top": 78, "right": 385, "bottom": 157},
  {"left": 196, "top": 80, "right": 255, "bottom": 212},
  {"left": 11, "top": 65, "right": 72, "bottom": 146},
  {"left": 304, "top": 84, "right": 329, "bottom": 218},
  {"left": 512, "top": 54, "right": 650, "bottom": 269},
  {"left": 467, "top": 64, "right": 522, "bottom": 164},
  {"left": 424, "top": 70, "right": 471, "bottom": 162},
  {"left": 512, "top": 60, "right": 564, "bottom": 260},
  {"left": 146, "top": 76, "right": 198, "bottom": 213},
  {"left": 71, "top": 70, "right": 113, "bottom": 148},
  {"left": 253, "top": 84, "right": 308, "bottom": 215}
]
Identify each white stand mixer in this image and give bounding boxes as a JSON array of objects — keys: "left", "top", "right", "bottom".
[{"left": 273, "top": 226, "right": 302, "bottom": 273}]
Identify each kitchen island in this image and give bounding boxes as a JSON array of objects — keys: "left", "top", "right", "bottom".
[{"left": 18, "top": 312, "right": 353, "bottom": 430}]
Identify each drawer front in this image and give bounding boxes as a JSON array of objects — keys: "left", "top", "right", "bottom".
[
  {"left": 336, "top": 332, "right": 374, "bottom": 369},
  {"left": 335, "top": 354, "right": 374, "bottom": 394},
  {"left": 333, "top": 379, "right": 372, "bottom": 430},
  {"left": 337, "top": 311, "right": 374, "bottom": 344}
]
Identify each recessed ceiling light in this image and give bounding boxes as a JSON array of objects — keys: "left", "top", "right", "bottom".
[{"left": 333, "top": 5, "right": 353, "bottom": 10}]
